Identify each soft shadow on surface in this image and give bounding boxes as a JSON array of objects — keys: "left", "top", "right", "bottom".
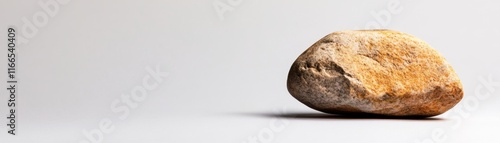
[{"left": 237, "top": 112, "right": 446, "bottom": 121}]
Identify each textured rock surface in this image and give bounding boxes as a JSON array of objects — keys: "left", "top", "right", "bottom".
[{"left": 287, "top": 30, "right": 463, "bottom": 117}]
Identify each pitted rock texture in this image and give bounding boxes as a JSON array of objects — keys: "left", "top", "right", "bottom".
[{"left": 287, "top": 30, "right": 463, "bottom": 117}]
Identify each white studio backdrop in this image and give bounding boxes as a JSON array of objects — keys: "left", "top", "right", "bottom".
[{"left": 0, "top": 0, "right": 499, "bottom": 143}]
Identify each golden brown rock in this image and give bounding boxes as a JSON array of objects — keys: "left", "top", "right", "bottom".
[{"left": 287, "top": 29, "right": 463, "bottom": 117}]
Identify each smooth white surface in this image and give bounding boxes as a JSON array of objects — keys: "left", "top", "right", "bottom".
[{"left": 1, "top": 0, "right": 499, "bottom": 142}]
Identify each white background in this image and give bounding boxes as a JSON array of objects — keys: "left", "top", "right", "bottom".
[{"left": 1, "top": 0, "right": 500, "bottom": 142}]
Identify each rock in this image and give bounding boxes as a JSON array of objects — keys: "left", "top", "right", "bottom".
[{"left": 287, "top": 30, "right": 463, "bottom": 117}]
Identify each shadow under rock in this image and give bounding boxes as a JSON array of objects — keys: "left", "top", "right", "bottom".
[{"left": 243, "top": 111, "right": 446, "bottom": 121}]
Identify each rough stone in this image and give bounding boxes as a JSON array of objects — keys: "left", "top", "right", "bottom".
[{"left": 287, "top": 29, "right": 463, "bottom": 117}]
